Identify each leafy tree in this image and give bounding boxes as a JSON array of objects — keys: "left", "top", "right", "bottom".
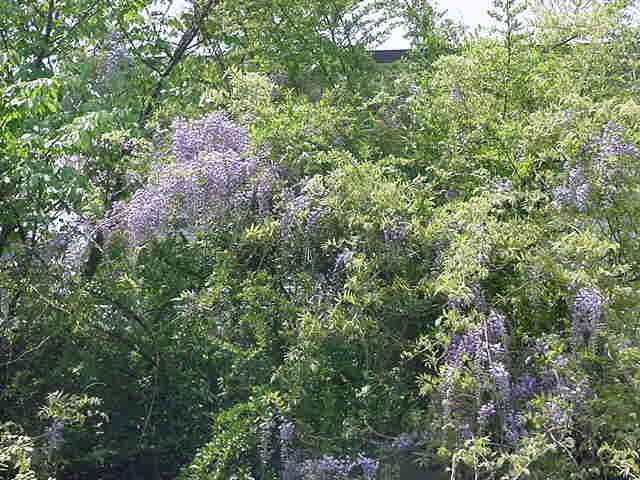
[{"left": 3, "top": 1, "right": 640, "bottom": 479}]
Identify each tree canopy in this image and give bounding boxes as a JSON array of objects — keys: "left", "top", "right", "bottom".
[{"left": 2, "top": 1, "right": 640, "bottom": 479}]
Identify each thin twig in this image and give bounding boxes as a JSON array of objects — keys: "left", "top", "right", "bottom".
[{"left": 1, "top": 336, "right": 51, "bottom": 367}]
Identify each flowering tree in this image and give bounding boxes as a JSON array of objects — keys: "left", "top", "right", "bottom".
[{"left": 2, "top": 1, "right": 640, "bottom": 480}]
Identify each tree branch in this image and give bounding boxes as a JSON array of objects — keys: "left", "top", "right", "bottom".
[
  {"left": 33, "top": 0, "right": 56, "bottom": 72},
  {"left": 541, "top": 34, "right": 581, "bottom": 53},
  {"left": 138, "top": 0, "right": 219, "bottom": 126}
]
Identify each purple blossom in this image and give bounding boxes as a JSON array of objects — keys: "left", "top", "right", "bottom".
[
  {"left": 552, "top": 162, "right": 590, "bottom": 212},
  {"left": 570, "top": 287, "right": 605, "bottom": 344},
  {"left": 279, "top": 419, "right": 295, "bottom": 475},
  {"left": 46, "top": 419, "right": 64, "bottom": 454},
  {"left": 173, "top": 111, "right": 248, "bottom": 162},
  {"left": 470, "top": 283, "right": 488, "bottom": 312},
  {"left": 487, "top": 363, "right": 510, "bottom": 399},
  {"left": 449, "top": 87, "right": 463, "bottom": 101},
  {"left": 254, "top": 164, "right": 279, "bottom": 216},
  {"left": 554, "top": 123, "right": 639, "bottom": 211},
  {"left": 535, "top": 348, "right": 592, "bottom": 436},
  {"left": 102, "top": 33, "right": 131, "bottom": 79},
  {"left": 383, "top": 218, "right": 411, "bottom": 246},
  {"left": 280, "top": 189, "right": 326, "bottom": 240},
  {"left": 546, "top": 399, "right": 571, "bottom": 428},
  {"left": 315, "top": 455, "right": 353, "bottom": 477},
  {"left": 105, "top": 113, "right": 276, "bottom": 245},
  {"left": 511, "top": 375, "right": 537, "bottom": 400},
  {"left": 477, "top": 402, "right": 497, "bottom": 423},
  {"left": 356, "top": 454, "right": 379, "bottom": 480},
  {"left": 443, "top": 311, "right": 507, "bottom": 368},
  {"left": 588, "top": 124, "right": 640, "bottom": 206},
  {"left": 281, "top": 193, "right": 310, "bottom": 233},
  {"left": 440, "top": 309, "right": 515, "bottom": 439},
  {"left": 258, "top": 417, "right": 274, "bottom": 469},
  {"left": 504, "top": 410, "right": 525, "bottom": 445},
  {"left": 107, "top": 153, "right": 261, "bottom": 244},
  {"left": 335, "top": 249, "right": 355, "bottom": 271},
  {"left": 390, "top": 432, "right": 417, "bottom": 450},
  {"left": 445, "top": 188, "right": 460, "bottom": 200},
  {"left": 279, "top": 419, "right": 295, "bottom": 443},
  {"left": 495, "top": 179, "right": 513, "bottom": 192},
  {"left": 446, "top": 297, "right": 467, "bottom": 311},
  {"left": 458, "top": 423, "right": 473, "bottom": 440},
  {"left": 300, "top": 453, "right": 378, "bottom": 479},
  {"left": 485, "top": 310, "right": 506, "bottom": 341},
  {"left": 447, "top": 282, "right": 487, "bottom": 313},
  {"left": 593, "top": 122, "right": 640, "bottom": 161},
  {"left": 444, "top": 331, "right": 482, "bottom": 368}
]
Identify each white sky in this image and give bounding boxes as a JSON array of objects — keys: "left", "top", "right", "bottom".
[{"left": 381, "top": 0, "right": 494, "bottom": 49}]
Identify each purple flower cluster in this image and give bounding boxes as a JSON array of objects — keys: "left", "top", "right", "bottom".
[
  {"left": 105, "top": 112, "right": 277, "bottom": 245},
  {"left": 279, "top": 418, "right": 296, "bottom": 476},
  {"left": 280, "top": 188, "right": 327, "bottom": 240},
  {"left": 442, "top": 310, "right": 508, "bottom": 388},
  {"left": 443, "top": 324, "right": 593, "bottom": 446},
  {"left": 447, "top": 282, "right": 488, "bottom": 313},
  {"left": 445, "top": 187, "right": 460, "bottom": 200},
  {"left": 335, "top": 249, "right": 355, "bottom": 271},
  {"left": 279, "top": 419, "right": 295, "bottom": 443},
  {"left": 383, "top": 218, "right": 411, "bottom": 247},
  {"left": 440, "top": 307, "right": 530, "bottom": 442},
  {"left": 173, "top": 111, "right": 248, "bottom": 162},
  {"left": 477, "top": 402, "right": 496, "bottom": 424},
  {"left": 535, "top": 350, "right": 592, "bottom": 438},
  {"left": 554, "top": 123, "right": 639, "bottom": 211},
  {"left": 511, "top": 375, "right": 537, "bottom": 400},
  {"left": 300, "top": 452, "right": 378, "bottom": 480},
  {"left": 390, "top": 432, "right": 418, "bottom": 450},
  {"left": 570, "top": 287, "right": 605, "bottom": 345},
  {"left": 504, "top": 410, "right": 526, "bottom": 444},
  {"left": 552, "top": 162, "right": 591, "bottom": 212},
  {"left": 487, "top": 363, "right": 510, "bottom": 399},
  {"left": 107, "top": 153, "right": 259, "bottom": 244},
  {"left": 589, "top": 123, "right": 640, "bottom": 207},
  {"left": 254, "top": 165, "right": 279, "bottom": 216},
  {"left": 589, "top": 122, "right": 640, "bottom": 162},
  {"left": 545, "top": 399, "right": 571, "bottom": 428},
  {"left": 356, "top": 454, "right": 379, "bottom": 480},
  {"left": 314, "top": 455, "right": 353, "bottom": 478},
  {"left": 102, "top": 33, "right": 131, "bottom": 80},
  {"left": 46, "top": 419, "right": 64, "bottom": 454},
  {"left": 258, "top": 416, "right": 275, "bottom": 470},
  {"left": 485, "top": 310, "right": 506, "bottom": 340},
  {"left": 495, "top": 179, "right": 513, "bottom": 192},
  {"left": 449, "top": 87, "right": 463, "bottom": 102}
]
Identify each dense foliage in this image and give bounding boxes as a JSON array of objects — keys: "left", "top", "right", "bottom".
[{"left": 2, "top": 0, "right": 640, "bottom": 479}]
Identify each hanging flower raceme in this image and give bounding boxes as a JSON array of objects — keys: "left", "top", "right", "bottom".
[
  {"left": 553, "top": 122, "right": 640, "bottom": 212},
  {"left": 173, "top": 111, "right": 249, "bottom": 161},
  {"left": 101, "top": 33, "right": 132, "bottom": 83},
  {"left": 105, "top": 111, "right": 278, "bottom": 245},
  {"left": 299, "top": 453, "right": 379, "bottom": 480},
  {"left": 570, "top": 287, "right": 606, "bottom": 346},
  {"left": 280, "top": 185, "right": 327, "bottom": 241},
  {"left": 439, "top": 289, "right": 534, "bottom": 443}
]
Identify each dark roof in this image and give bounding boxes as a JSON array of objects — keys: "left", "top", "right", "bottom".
[{"left": 370, "top": 49, "right": 409, "bottom": 64}]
